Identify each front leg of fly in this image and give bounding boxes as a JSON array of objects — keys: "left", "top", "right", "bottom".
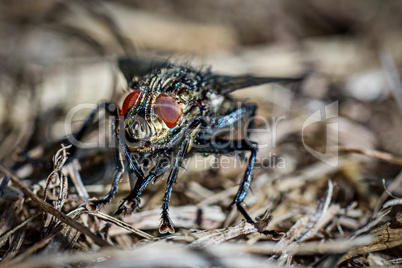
[
  {"left": 88, "top": 116, "right": 144, "bottom": 211},
  {"left": 159, "top": 118, "right": 205, "bottom": 234},
  {"left": 115, "top": 156, "right": 171, "bottom": 215},
  {"left": 67, "top": 102, "right": 128, "bottom": 211}
]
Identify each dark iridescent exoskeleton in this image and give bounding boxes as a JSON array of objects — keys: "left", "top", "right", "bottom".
[{"left": 74, "top": 58, "right": 302, "bottom": 233}]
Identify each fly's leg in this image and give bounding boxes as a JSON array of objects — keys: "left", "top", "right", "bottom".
[
  {"left": 214, "top": 103, "right": 257, "bottom": 129},
  {"left": 65, "top": 102, "right": 121, "bottom": 210},
  {"left": 88, "top": 119, "right": 145, "bottom": 209},
  {"left": 192, "top": 139, "right": 258, "bottom": 223},
  {"left": 68, "top": 102, "right": 115, "bottom": 157},
  {"left": 110, "top": 103, "right": 257, "bottom": 215},
  {"left": 88, "top": 118, "right": 125, "bottom": 210},
  {"left": 159, "top": 141, "right": 189, "bottom": 234},
  {"left": 79, "top": 103, "right": 142, "bottom": 210},
  {"left": 17, "top": 102, "right": 119, "bottom": 168},
  {"left": 232, "top": 141, "right": 257, "bottom": 223},
  {"left": 160, "top": 118, "right": 204, "bottom": 234},
  {"left": 69, "top": 101, "right": 145, "bottom": 182},
  {"left": 88, "top": 150, "right": 124, "bottom": 210},
  {"left": 115, "top": 158, "right": 171, "bottom": 214},
  {"left": 207, "top": 103, "right": 258, "bottom": 221}
]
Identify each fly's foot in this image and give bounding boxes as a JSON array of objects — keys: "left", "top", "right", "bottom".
[
  {"left": 87, "top": 199, "right": 109, "bottom": 211},
  {"left": 261, "top": 230, "right": 286, "bottom": 240},
  {"left": 115, "top": 197, "right": 140, "bottom": 215},
  {"left": 159, "top": 214, "right": 175, "bottom": 234},
  {"left": 233, "top": 202, "right": 254, "bottom": 224}
]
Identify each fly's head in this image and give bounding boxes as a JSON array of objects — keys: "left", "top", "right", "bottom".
[{"left": 119, "top": 65, "right": 207, "bottom": 150}]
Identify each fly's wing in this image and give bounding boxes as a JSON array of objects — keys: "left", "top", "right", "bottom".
[
  {"left": 118, "top": 57, "right": 170, "bottom": 87},
  {"left": 207, "top": 74, "right": 305, "bottom": 95},
  {"left": 119, "top": 57, "right": 305, "bottom": 92}
]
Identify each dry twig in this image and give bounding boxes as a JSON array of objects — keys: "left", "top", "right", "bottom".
[{"left": 0, "top": 165, "right": 112, "bottom": 248}]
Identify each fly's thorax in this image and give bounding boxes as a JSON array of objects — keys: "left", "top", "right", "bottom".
[{"left": 206, "top": 91, "right": 225, "bottom": 114}]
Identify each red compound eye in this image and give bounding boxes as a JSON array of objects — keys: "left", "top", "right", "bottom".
[
  {"left": 154, "top": 93, "right": 183, "bottom": 128},
  {"left": 121, "top": 90, "right": 141, "bottom": 115}
]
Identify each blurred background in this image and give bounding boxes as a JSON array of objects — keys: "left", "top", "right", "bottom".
[
  {"left": 1, "top": 0, "right": 402, "bottom": 158},
  {"left": 1, "top": 0, "right": 402, "bottom": 266},
  {"left": 1, "top": 0, "right": 401, "bottom": 151}
]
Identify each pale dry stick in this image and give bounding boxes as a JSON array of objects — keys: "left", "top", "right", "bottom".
[
  {"left": 56, "top": 207, "right": 87, "bottom": 246},
  {"left": 7, "top": 232, "right": 57, "bottom": 265},
  {"left": 326, "top": 201, "right": 358, "bottom": 236},
  {"left": 4, "top": 237, "right": 372, "bottom": 268},
  {"left": 0, "top": 165, "right": 112, "bottom": 248},
  {"left": 373, "top": 172, "right": 402, "bottom": 217},
  {"left": 196, "top": 186, "right": 238, "bottom": 207},
  {"left": 187, "top": 181, "right": 215, "bottom": 201},
  {"left": 0, "top": 212, "right": 41, "bottom": 247},
  {"left": 382, "top": 179, "right": 399, "bottom": 199},
  {"left": 352, "top": 208, "right": 391, "bottom": 238},
  {"left": 276, "top": 157, "right": 345, "bottom": 192},
  {"left": 268, "top": 210, "right": 300, "bottom": 228},
  {"left": 299, "top": 180, "right": 335, "bottom": 242},
  {"left": 275, "top": 181, "right": 338, "bottom": 265},
  {"left": 390, "top": 258, "right": 402, "bottom": 265},
  {"left": 337, "top": 147, "right": 402, "bottom": 166},
  {"left": 2, "top": 222, "right": 26, "bottom": 261},
  {"left": 43, "top": 145, "right": 70, "bottom": 204},
  {"left": 214, "top": 236, "right": 372, "bottom": 256},
  {"left": 64, "top": 159, "right": 90, "bottom": 201},
  {"left": 10, "top": 244, "right": 213, "bottom": 268},
  {"left": 87, "top": 211, "right": 154, "bottom": 240},
  {"left": 188, "top": 221, "right": 260, "bottom": 249},
  {"left": 189, "top": 211, "right": 273, "bottom": 249},
  {"left": 268, "top": 215, "right": 309, "bottom": 264},
  {"left": 41, "top": 145, "right": 69, "bottom": 233},
  {"left": 382, "top": 198, "right": 402, "bottom": 209},
  {"left": 44, "top": 151, "right": 69, "bottom": 229},
  {"left": 195, "top": 185, "right": 238, "bottom": 228},
  {"left": 274, "top": 216, "right": 310, "bottom": 249},
  {"left": 340, "top": 214, "right": 402, "bottom": 264}
]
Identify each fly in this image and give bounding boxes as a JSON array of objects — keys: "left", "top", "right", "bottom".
[{"left": 72, "top": 58, "right": 303, "bottom": 233}]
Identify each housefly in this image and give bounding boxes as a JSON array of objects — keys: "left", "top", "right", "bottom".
[{"left": 73, "top": 58, "right": 303, "bottom": 233}]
